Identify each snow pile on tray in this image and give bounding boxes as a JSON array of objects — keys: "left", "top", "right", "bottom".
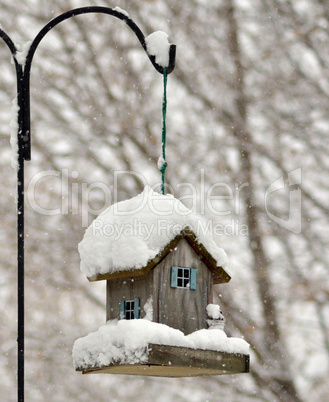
[
  {"left": 79, "top": 186, "right": 229, "bottom": 278},
  {"left": 145, "top": 31, "right": 171, "bottom": 67},
  {"left": 72, "top": 319, "right": 249, "bottom": 370}
]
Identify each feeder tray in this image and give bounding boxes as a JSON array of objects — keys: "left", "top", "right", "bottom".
[{"left": 77, "top": 344, "right": 250, "bottom": 377}]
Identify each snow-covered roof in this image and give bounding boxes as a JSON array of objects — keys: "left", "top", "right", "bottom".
[{"left": 79, "top": 186, "right": 229, "bottom": 281}]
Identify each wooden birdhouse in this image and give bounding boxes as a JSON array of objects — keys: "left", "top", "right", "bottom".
[
  {"left": 73, "top": 186, "right": 250, "bottom": 376},
  {"left": 102, "top": 228, "right": 230, "bottom": 336}
]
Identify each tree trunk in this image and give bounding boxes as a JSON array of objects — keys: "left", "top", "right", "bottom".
[{"left": 225, "top": 2, "right": 301, "bottom": 401}]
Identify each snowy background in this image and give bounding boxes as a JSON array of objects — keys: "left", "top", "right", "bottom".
[{"left": 0, "top": 0, "right": 329, "bottom": 401}]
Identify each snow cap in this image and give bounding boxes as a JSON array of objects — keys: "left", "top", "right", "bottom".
[
  {"left": 145, "top": 31, "right": 171, "bottom": 67},
  {"left": 78, "top": 186, "right": 229, "bottom": 279}
]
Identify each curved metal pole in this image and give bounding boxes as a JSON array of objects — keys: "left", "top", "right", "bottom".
[
  {"left": 0, "top": 28, "right": 26, "bottom": 402},
  {"left": 23, "top": 6, "right": 176, "bottom": 161},
  {"left": 0, "top": 28, "right": 18, "bottom": 55},
  {"left": 0, "top": 7, "right": 176, "bottom": 402}
]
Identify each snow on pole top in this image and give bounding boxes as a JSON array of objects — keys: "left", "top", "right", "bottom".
[
  {"left": 145, "top": 31, "right": 171, "bottom": 68},
  {"left": 78, "top": 186, "right": 229, "bottom": 279}
]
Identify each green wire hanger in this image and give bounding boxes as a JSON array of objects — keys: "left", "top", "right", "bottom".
[{"left": 159, "top": 67, "right": 168, "bottom": 195}]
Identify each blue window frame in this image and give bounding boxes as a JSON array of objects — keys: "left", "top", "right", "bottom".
[
  {"left": 119, "top": 298, "right": 140, "bottom": 320},
  {"left": 171, "top": 266, "right": 197, "bottom": 289}
]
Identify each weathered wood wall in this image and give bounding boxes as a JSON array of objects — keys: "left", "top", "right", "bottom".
[
  {"left": 153, "top": 238, "right": 213, "bottom": 334},
  {"left": 106, "top": 269, "right": 153, "bottom": 321},
  {"left": 106, "top": 238, "right": 214, "bottom": 333}
]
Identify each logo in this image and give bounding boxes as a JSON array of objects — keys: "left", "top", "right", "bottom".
[{"left": 265, "top": 168, "right": 302, "bottom": 234}]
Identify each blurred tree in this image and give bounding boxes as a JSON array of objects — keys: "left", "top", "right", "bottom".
[{"left": 0, "top": 0, "right": 328, "bottom": 401}]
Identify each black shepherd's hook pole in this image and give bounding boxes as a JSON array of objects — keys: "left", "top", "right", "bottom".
[{"left": 0, "top": 7, "right": 176, "bottom": 401}]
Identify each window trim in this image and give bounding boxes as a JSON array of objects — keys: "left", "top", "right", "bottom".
[
  {"left": 171, "top": 266, "right": 197, "bottom": 290},
  {"left": 119, "top": 298, "right": 140, "bottom": 320}
]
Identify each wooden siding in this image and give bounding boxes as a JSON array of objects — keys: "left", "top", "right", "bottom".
[
  {"left": 153, "top": 238, "right": 213, "bottom": 335},
  {"left": 106, "top": 269, "right": 153, "bottom": 321}
]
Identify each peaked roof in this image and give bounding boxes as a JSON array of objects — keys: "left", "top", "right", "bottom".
[
  {"left": 88, "top": 227, "right": 231, "bottom": 284},
  {"left": 79, "top": 186, "right": 230, "bottom": 282}
]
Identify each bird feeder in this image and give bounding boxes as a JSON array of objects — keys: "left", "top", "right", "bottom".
[
  {"left": 73, "top": 187, "right": 250, "bottom": 376},
  {"left": 1, "top": 5, "right": 250, "bottom": 399}
]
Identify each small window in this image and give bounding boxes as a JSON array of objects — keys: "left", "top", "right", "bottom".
[
  {"left": 171, "top": 266, "right": 197, "bottom": 289},
  {"left": 119, "top": 299, "right": 140, "bottom": 320},
  {"left": 125, "top": 300, "right": 135, "bottom": 320},
  {"left": 177, "top": 267, "right": 190, "bottom": 288}
]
